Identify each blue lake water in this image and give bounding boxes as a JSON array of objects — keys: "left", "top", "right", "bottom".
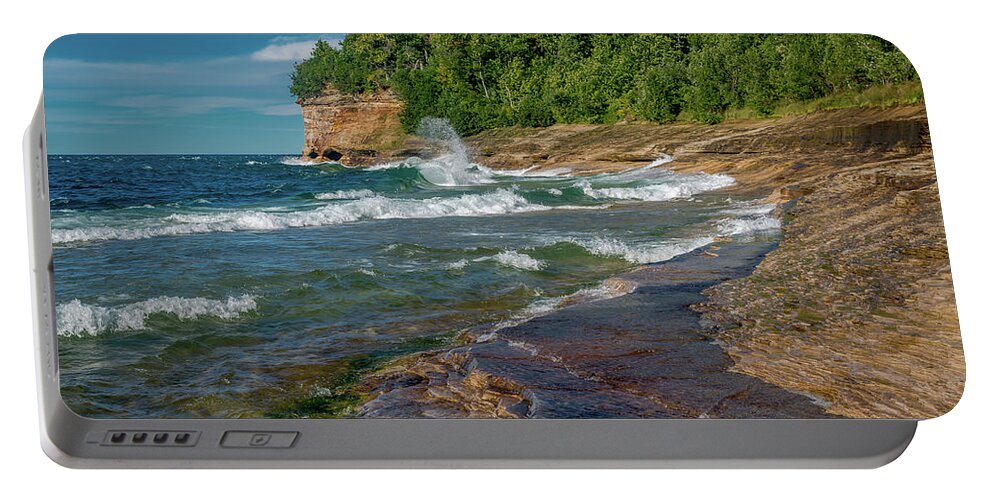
[{"left": 49, "top": 135, "right": 780, "bottom": 417}]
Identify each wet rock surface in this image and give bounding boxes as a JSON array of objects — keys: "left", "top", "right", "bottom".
[{"left": 357, "top": 241, "right": 832, "bottom": 418}]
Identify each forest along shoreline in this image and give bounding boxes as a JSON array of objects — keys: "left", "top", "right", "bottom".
[{"left": 327, "top": 103, "right": 964, "bottom": 419}]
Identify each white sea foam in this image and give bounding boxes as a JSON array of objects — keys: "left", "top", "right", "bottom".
[
  {"left": 569, "top": 236, "right": 716, "bottom": 264},
  {"left": 576, "top": 154, "right": 734, "bottom": 201},
  {"left": 478, "top": 282, "right": 634, "bottom": 342},
  {"left": 475, "top": 250, "right": 545, "bottom": 271},
  {"left": 56, "top": 295, "right": 257, "bottom": 337},
  {"left": 557, "top": 212, "right": 778, "bottom": 264},
  {"left": 364, "top": 157, "right": 498, "bottom": 186},
  {"left": 578, "top": 172, "right": 735, "bottom": 202},
  {"left": 412, "top": 157, "right": 498, "bottom": 186},
  {"left": 314, "top": 189, "right": 377, "bottom": 200},
  {"left": 52, "top": 189, "right": 558, "bottom": 244},
  {"left": 716, "top": 215, "right": 781, "bottom": 236},
  {"left": 498, "top": 166, "right": 574, "bottom": 178},
  {"left": 522, "top": 283, "right": 631, "bottom": 316},
  {"left": 280, "top": 156, "right": 336, "bottom": 166},
  {"left": 518, "top": 296, "right": 563, "bottom": 318},
  {"left": 646, "top": 154, "right": 674, "bottom": 168},
  {"left": 547, "top": 188, "right": 563, "bottom": 196},
  {"left": 615, "top": 154, "right": 675, "bottom": 175},
  {"left": 447, "top": 259, "right": 469, "bottom": 271},
  {"left": 720, "top": 203, "right": 776, "bottom": 216},
  {"left": 363, "top": 160, "right": 405, "bottom": 171}
]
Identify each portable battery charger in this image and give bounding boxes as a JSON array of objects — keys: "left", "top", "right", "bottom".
[{"left": 25, "top": 34, "right": 963, "bottom": 468}]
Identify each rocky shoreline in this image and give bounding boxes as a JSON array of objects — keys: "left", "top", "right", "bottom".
[
  {"left": 693, "top": 156, "right": 963, "bottom": 419},
  {"left": 302, "top": 103, "right": 962, "bottom": 418},
  {"left": 354, "top": 239, "right": 837, "bottom": 418}
]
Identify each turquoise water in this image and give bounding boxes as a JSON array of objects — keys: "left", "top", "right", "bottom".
[{"left": 50, "top": 131, "right": 780, "bottom": 418}]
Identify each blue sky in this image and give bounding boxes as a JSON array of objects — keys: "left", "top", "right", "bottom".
[{"left": 44, "top": 34, "right": 343, "bottom": 154}]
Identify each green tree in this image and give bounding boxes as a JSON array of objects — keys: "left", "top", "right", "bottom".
[{"left": 290, "top": 33, "right": 920, "bottom": 132}]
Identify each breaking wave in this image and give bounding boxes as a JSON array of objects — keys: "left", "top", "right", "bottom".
[
  {"left": 478, "top": 281, "right": 634, "bottom": 342},
  {"left": 477, "top": 250, "right": 545, "bottom": 271},
  {"left": 498, "top": 166, "right": 574, "bottom": 177},
  {"left": 447, "top": 259, "right": 469, "bottom": 271},
  {"left": 368, "top": 156, "right": 500, "bottom": 186},
  {"left": 51, "top": 124, "right": 746, "bottom": 248},
  {"left": 716, "top": 215, "right": 781, "bottom": 235},
  {"left": 569, "top": 236, "right": 717, "bottom": 264},
  {"left": 52, "top": 189, "right": 557, "bottom": 244},
  {"left": 720, "top": 202, "right": 776, "bottom": 216},
  {"left": 314, "top": 189, "right": 377, "bottom": 200},
  {"left": 56, "top": 295, "right": 258, "bottom": 337},
  {"left": 578, "top": 172, "right": 735, "bottom": 202},
  {"left": 547, "top": 212, "right": 780, "bottom": 265}
]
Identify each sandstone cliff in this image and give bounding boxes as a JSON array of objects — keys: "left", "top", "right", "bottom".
[{"left": 298, "top": 87, "right": 412, "bottom": 166}]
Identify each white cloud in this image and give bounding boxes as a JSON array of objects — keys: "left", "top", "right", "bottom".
[{"left": 250, "top": 40, "right": 319, "bottom": 62}]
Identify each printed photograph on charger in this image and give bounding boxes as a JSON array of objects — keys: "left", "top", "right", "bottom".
[{"left": 43, "top": 34, "right": 964, "bottom": 419}]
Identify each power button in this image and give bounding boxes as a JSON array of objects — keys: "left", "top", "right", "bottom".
[{"left": 220, "top": 431, "right": 298, "bottom": 448}]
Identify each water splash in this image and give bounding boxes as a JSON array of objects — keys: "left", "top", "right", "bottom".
[
  {"left": 416, "top": 117, "right": 473, "bottom": 170},
  {"left": 393, "top": 117, "right": 497, "bottom": 186}
]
